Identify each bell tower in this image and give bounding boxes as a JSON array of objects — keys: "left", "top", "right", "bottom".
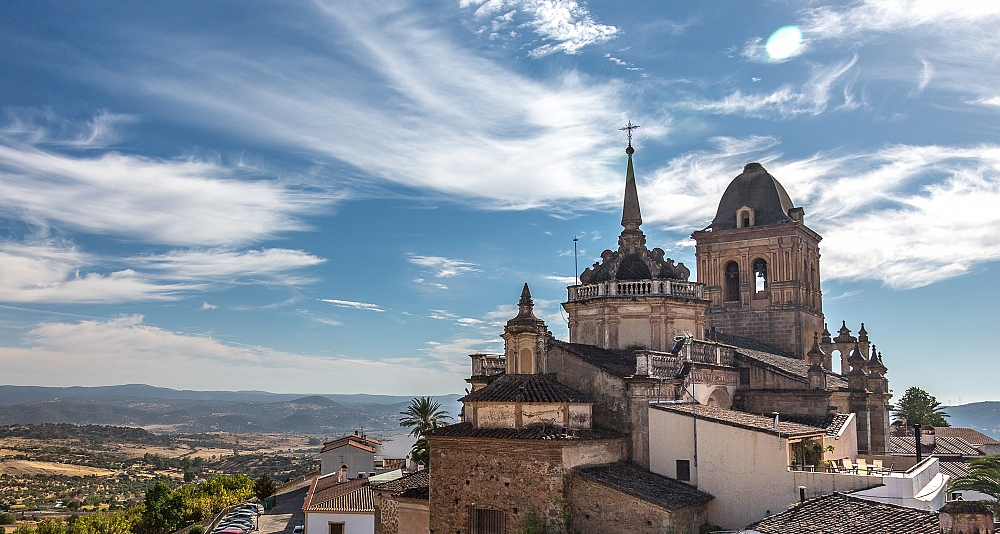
[
  {"left": 502, "top": 284, "right": 549, "bottom": 374},
  {"left": 692, "top": 163, "right": 824, "bottom": 358}
]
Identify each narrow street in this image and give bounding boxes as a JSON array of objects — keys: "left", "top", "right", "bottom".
[{"left": 257, "top": 483, "right": 309, "bottom": 534}]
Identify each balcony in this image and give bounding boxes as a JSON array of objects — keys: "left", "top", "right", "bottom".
[{"left": 567, "top": 279, "right": 704, "bottom": 302}]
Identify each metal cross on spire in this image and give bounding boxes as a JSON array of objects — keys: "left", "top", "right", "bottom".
[{"left": 620, "top": 120, "right": 640, "bottom": 147}]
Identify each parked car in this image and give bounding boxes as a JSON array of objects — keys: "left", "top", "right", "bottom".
[{"left": 292, "top": 526, "right": 303, "bottom": 534}]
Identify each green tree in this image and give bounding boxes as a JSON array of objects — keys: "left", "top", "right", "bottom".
[
  {"left": 400, "top": 397, "right": 450, "bottom": 466},
  {"left": 399, "top": 397, "right": 451, "bottom": 439},
  {"left": 253, "top": 474, "right": 277, "bottom": 501},
  {"left": 140, "top": 482, "right": 185, "bottom": 534},
  {"left": 949, "top": 455, "right": 1000, "bottom": 515},
  {"left": 0, "top": 513, "right": 16, "bottom": 525},
  {"left": 892, "top": 386, "right": 950, "bottom": 427}
]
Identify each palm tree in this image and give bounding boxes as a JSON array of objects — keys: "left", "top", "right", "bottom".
[
  {"left": 399, "top": 396, "right": 451, "bottom": 439},
  {"left": 949, "top": 455, "right": 1000, "bottom": 515}
]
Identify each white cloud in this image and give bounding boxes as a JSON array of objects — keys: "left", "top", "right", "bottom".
[
  {"left": 798, "top": 1, "right": 1000, "bottom": 41},
  {"left": 690, "top": 55, "right": 858, "bottom": 118},
  {"left": 134, "top": 248, "right": 325, "bottom": 285},
  {"left": 543, "top": 275, "right": 576, "bottom": 285},
  {"left": 0, "top": 240, "right": 194, "bottom": 303},
  {"left": 419, "top": 337, "right": 500, "bottom": 374},
  {"left": 917, "top": 56, "right": 934, "bottom": 91},
  {"left": 407, "top": 255, "right": 480, "bottom": 277},
  {"left": 318, "top": 298, "right": 385, "bottom": 312},
  {"left": 637, "top": 137, "right": 1000, "bottom": 289},
  {"left": 201, "top": 302, "right": 217, "bottom": 310},
  {"left": 0, "top": 315, "right": 458, "bottom": 394},
  {"left": 462, "top": 0, "right": 618, "bottom": 57},
  {"left": 73, "top": 1, "right": 629, "bottom": 209},
  {"left": 0, "top": 142, "right": 332, "bottom": 246},
  {"left": 413, "top": 278, "right": 449, "bottom": 290}
]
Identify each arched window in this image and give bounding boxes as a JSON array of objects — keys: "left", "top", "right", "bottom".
[
  {"left": 752, "top": 258, "right": 768, "bottom": 294},
  {"left": 736, "top": 207, "right": 755, "bottom": 228},
  {"left": 724, "top": 261, "right": 740, "bottom": 302}
]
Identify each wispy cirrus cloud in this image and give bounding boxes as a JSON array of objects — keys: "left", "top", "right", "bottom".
[
  {"left": 461, "top": 0, "right": 618, "bottom": 57},
  {"left": 134, "top": 248, "right": 325, "bottom": 285},
  {"left": 688, "top": 55, "right": 858, "bottom": 118},
  {"left": 0, "top": 142, "right": 332, "bottom": 247},
  {"left": 407, "top": 255, "right": 480, "bottom": 277},
  {"left": 0, "top": 240, "right": 195, "bottom": 303},
  {"left": 318, "top": 298, "right": 385, "bottom": 312}
]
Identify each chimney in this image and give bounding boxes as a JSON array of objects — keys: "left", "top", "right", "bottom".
[
  {"left": 798, "top": 486, "right": 806, "bottom": 503},
  {"left": 914, "top": 424, "right": 923, "bottom": 464},
  {"left": 772, "top": 412, "right": 780, "bottom": 430},
  {"left": 938, "top": 501, "right": 995, "bottom": 534},
  {"left": 417, "top": 460, "right": 425, "bottom": 472},
  {"left": 339, "top": 464, "right": 348, "bottom": 483}
]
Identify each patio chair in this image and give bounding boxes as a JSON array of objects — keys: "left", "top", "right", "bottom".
[
  {"left": 857, "top": 458, "right": 869, "bottom": 475},
  {"left": 881, "top": 462, "right": 893, "bottom": 475},
  {"left": 840, "top": 458, "right": 857, "bottom": 474},
  {"left": 872, "top": 459, "right": 883, "bottom": 474}
]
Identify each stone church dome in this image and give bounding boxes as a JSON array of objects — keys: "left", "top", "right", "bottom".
[{"left": 710, "top": 162, "right": 796, "bottom": 230}]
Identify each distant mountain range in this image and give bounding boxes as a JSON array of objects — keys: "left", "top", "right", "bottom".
[
  {"left": 942, "top": 402, "right": 1000, "bottom": 439},
  {"left": 0, "top": 384, "right": 462, "bottom": 437}
]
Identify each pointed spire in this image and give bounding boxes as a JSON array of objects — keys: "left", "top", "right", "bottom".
[
  {"left": 622, "top": 147, "right": 642, "bottom": 232},
  {"left": 518, "top": 283, "right": 533, "bottom": 313},
  {"left": 821, "top": 323, "right": 832, "bottom": 344},
  {"left": 807, "top": 333, "right": 826, "bottom": 361},
  {"left": 858, "top": 322, "right": 869, "bottom": 343}
]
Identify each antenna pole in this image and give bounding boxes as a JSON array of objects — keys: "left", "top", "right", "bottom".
[{"left": 573, "top": 236, "right": 579, "bottom": 285}]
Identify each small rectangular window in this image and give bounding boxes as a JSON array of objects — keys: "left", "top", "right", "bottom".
[
  {"left": 676, "top": 459, "right": 691, "bottom": 482},
  {"left": 470, "top": 506, "right": 505, "bottom": 534},
  {"left": 328, "top": 523, "right": 345, "bottom": 534},
  {"left": 739, "top": 368, "right": 751, "bottom": 386}
]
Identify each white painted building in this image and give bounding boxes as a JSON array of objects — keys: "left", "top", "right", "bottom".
[{"left": 319, "top": 433, "right": 382, "bottom": 479}]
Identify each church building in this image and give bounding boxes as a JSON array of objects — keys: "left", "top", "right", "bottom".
[{"left": 426, "top": 139, "right": 894, "bottom": 533}]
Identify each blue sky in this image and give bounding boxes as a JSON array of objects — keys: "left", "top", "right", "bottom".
[{"left": 1, "top": 0, "right": 998, "bottom": 403}]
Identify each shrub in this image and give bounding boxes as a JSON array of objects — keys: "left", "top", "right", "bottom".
[
  {"left": 190, "top": 525, "right": 205, "bottom": 534},
  {"left": 0, "top": 512, "right": 16, "bottom": 525}
]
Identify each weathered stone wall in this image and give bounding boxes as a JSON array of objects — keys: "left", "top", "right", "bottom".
[
  {"left": 566, "top": 472, "right": 706, "bottom": 534},
  {"left": 740, "top": 389, "right": 831, "bottom": 416},
  {"left": 547, "top": 345, "right": 630, "bottom": 433},
  {"left": 427, "top": 436, "right": 626, "bottom": 534},
  {"left": 706, "top": 306, "right": 821, "bottom": 360}
]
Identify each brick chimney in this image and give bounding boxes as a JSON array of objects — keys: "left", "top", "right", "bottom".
[{"left": 939, "top": 501, "right": 994, "bottom": 534}]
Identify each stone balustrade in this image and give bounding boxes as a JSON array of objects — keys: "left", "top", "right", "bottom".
[
  {"left": 470, "top": 353, "right": 506, "bottom": 377},
  {"left": 567, "top": 279, "right": 704, "bottom": 302}
]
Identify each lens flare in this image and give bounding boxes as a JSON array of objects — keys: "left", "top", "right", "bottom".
[{"left": 765, "top": 26, "right": 802, "bottom": 61}]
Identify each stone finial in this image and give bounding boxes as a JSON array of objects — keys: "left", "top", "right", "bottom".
[
  {"left": 821, "top": 323, "right": 832, "bottom": 344},
  {"left": 834, "top": 320, "right": 856, "bottom": 343},
  {"left": 848, "top": 342, "right": 866, "bottom": 374},
  {"left": 807, "top": 333, "right": 827, "bottom": 390},
  {"left": 858, "top": 322, "right": 869, "bottom": 343},
  {"left": 519, "top": 283, "right": 532, "bottom": 308}
]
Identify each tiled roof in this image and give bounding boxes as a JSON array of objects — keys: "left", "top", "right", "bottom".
[
  {"left": 461, "top": 373, "right": 589, "bottom": 403},
  {"left": 371, "top": 469, "right": 428, "bottom": 494},
  {"left": 428, "top": 422, "right": 623, "bottom": 441},
  {"left": 735, "top": 348, "right": 847, "bottom": 390},
  {"left": 549, "top": 340, "right": 640, "bottom": 378},
  {"left": 937, "top": 459, "right": 971, "bottom": 479},
  {"left": 750, "top": 492, "right": 939, "bottom": 534},
  {"left": 932, "top": 427, "right": 1000, "bottom": 446},
  {"left": 320, "top": 434, "right": 381, "bottom": 454},
  {"left": 780, "top": 413, "right": 853, "bottom": 437},
  {"left": 574, "top": 463, "right": 713, "bottom": 510},
  {"left": 706, "top": 330, "right": 793, "bottom": 358},
  {"left": 888, "top": 436, "right": 983, "bottom": 457},
  {"left": 303, "top": 476, "right": 374, "bottom": 513},
  {"left": 397, "top": 486, "right": 429, "bottom": 500},
  {"left": 651, "top": 404, "right": 826, "bottom": 438}
]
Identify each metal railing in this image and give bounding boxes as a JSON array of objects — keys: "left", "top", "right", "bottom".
[{"left": 567, "top": 279, "right": 704, "bottom": 302}]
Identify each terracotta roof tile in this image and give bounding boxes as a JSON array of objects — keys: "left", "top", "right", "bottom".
[
  {"left": 320, "top": 434, "right": 381, "bottom": 454},
  {"left": 888, "top": 436, "right": 983, "bottom": 457},
  {"left": 303, "top": 476, "right": 374, "bottom": 512},
  {"left": 371, "top": 469, "right": 428, "bottom": 494},
  {"left": 461, "top": 373, "right": 589, "bottom": 403},
  {"left": 750, "top": 492, "right": 939, "bottom": 534},
  {"left": 651, "top": 404, "right": 826, "bottom": 438},
  {"left": 574, "top": 463, "right": 713, "bottom": 510},
  {"left": 428, "top": 422, "right": 622, "bottom": 441},
  {"left": 932, "top": 427, "right": 1000, "bottom": 446}
]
